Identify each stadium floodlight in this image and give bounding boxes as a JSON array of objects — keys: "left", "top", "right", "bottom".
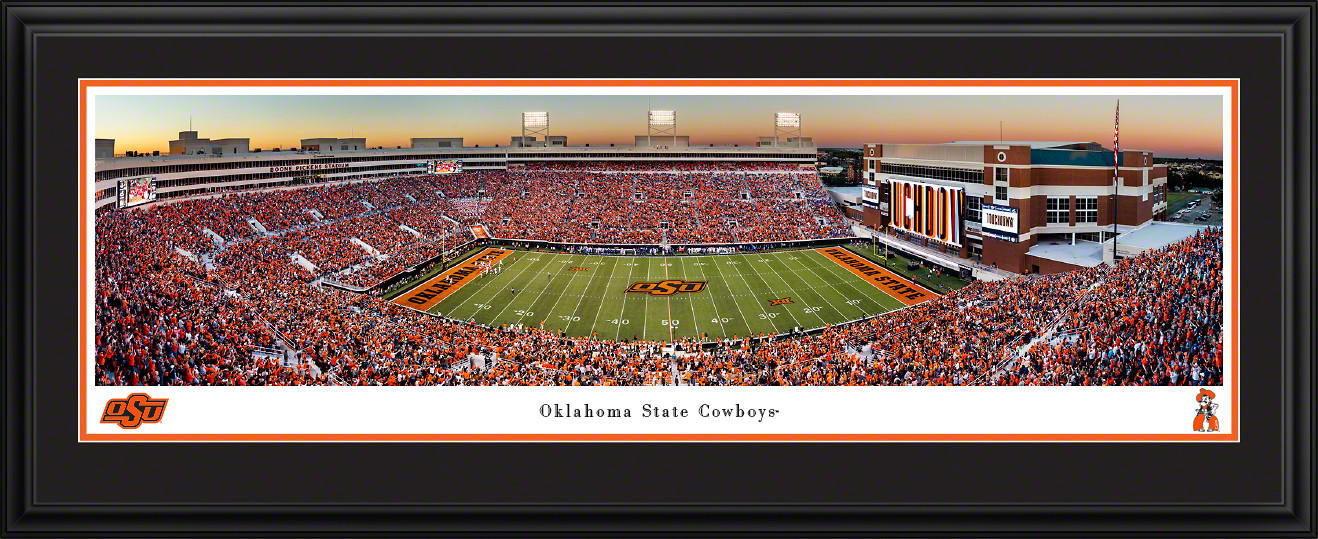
[
  {"left": 522, "top": 112, "right": 549, "bottom": 128},
  {"left": 521, "top": 112, "right": 549, "bottom": 147},
  {"left": 775, "top": 112, "right": 801, "bottom": 128},
  {"left": 773, "top": 112, "right": 803, "bottom": 148},
  {"left": 647, "top": 110, "right": 677, "bottom": 147},
  {"left": 648, "top": 110, "right": 676, "bottom": 126}
]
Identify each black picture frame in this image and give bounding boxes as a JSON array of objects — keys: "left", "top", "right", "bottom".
[{"left": 3, "top": 2, "right": 1312, "bottom": 536}]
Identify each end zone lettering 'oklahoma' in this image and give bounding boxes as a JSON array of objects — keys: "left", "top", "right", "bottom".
[
  {"left": 392, "top": 248, "right": 512, "bottom": 310},
  {"left": 815, "top": 248, "right": 935, "bottom": 306}
]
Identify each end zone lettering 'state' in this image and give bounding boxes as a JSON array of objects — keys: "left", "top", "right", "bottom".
[
  {"left": 815, "top": 248, "right": 934, "bottom": 306},
  {"left": 392, "top": 248, "right": 512, "bottom": 310}
]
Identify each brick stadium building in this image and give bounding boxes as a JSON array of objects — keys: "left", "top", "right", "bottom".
[{"left": 860, "top": 141, "right": 1169, "bottom": 275}]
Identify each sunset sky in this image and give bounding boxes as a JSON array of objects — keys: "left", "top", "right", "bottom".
[{"left": 96, "top": 94, "right": 1225, "bottom": 159}]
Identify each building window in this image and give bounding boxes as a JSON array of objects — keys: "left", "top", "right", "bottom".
[
  {"left": 995, "top": 186, "right": 1008, "bottom": 202},
  {"left": 995, "top": 167, "right": 1008, "bottom": 183},
  {"left": 966, "top": 197, "right": 982, "bottom": 222},
  {"left": 1047, "top": 196, "right": 1070, "bottom": 224},
  {"left": 1076, "top": 196, "right": 1098, "bottom": 223},
  {"left": 878, "top": 162, "right": 983, "bottom": 185}
]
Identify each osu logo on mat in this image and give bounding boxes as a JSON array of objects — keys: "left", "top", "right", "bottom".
[
  {"left": 626, "top": 279, "right": 707, "bottom": 296},
  {"left": 100, "top": 393, "right": 168, "bottom": 429}
]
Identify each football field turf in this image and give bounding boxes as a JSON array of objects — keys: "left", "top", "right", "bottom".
[{"left": 403, "top": 247, "right": 924, "bottom": 342}]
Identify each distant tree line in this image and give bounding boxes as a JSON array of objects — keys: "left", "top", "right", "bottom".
[{"left": 1168, "top": 168, "right": 1222, "bottom": 192}]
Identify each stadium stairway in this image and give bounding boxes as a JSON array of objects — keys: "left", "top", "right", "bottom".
[
  {"left": 289, "top": 253, "right": 319, "bottom": 274},
  {"left": 201, "top": 227, "right": 226, "bottom": 248},
  {"left": 245, "top": 217, "right": 273, "bottom": 237},
  {"left": 980, "top": 278, "right": 1106, "bottom": 385},
  {"left": 349, "top": 237, "right": 386, "bottom": 260}
]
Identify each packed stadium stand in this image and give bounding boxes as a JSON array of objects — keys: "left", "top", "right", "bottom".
[{"left": 94, "top": 158, "right": 1223, "bottom": 387}]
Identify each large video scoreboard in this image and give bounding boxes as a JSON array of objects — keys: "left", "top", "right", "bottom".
[
  {"left": 888, "top": 178, "right": 964, "bottom": 247},
  {"left": 117, "top": 176, "right": 156, "bottom": 208},
  {"left": 426, "top": 160, "right": 463, "bottom": 174}
]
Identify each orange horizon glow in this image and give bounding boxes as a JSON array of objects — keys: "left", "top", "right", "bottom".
[{"left": 95, "top": 93, "right": 1225, "bottom": 159}]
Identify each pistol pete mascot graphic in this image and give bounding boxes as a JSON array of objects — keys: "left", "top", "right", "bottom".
[{"left": 1193, "top": 388, "right": 1220, "bottom": 433}]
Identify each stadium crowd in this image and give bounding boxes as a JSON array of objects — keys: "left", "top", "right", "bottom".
[{"left": 94, "top": 163, "right": 1224, "bottom": 388}]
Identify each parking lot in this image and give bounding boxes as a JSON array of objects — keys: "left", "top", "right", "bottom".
[{"left": 1168, "top": 194, "right": 1223, "bottom": 226}]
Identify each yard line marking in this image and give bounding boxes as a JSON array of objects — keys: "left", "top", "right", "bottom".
[
  {"left": 773, "top": 250, "right": 872, "bottom": 319},
  {"left": 723, "top": 254, "right": 789, "bottom": 336},
  {"left": 615, "top": 256, "right": 638, "bottom": 341},
  {"left": 664, "top": 256, "right": 674, "bottom": 342},
  {"left": 803, "top": 249, "right": 907, "bottom": 315},
  {"left": 486, "top": 250, "right": 556, "bottom": 325},
  {"left": 436, "top": 248, "right": 525, "bottom": 318},
  {"left": 538, "top": 253, "right": 591, "bottom": 331},
  {"left": 681, "top": 256, "right": 722, "bottom": 338},
  {"left": 750, "top": 253, "right": 828, "bottom": 328},
  {"left": 584, "top": 255, "right": 622, "bottom": 336},
  {"left": 699, "top": 256, "right": 755, "bottom": 340}
]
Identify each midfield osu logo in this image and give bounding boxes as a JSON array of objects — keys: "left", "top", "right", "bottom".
[
  {"left": 626, "top": 279, "right": 707, "bottom": 296},
  {"left": 100, "top": 393, "right": 168, "bottom": 429}
]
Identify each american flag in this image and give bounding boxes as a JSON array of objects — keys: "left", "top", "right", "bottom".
[{"left": 1113, "top": 100, "right": 1120, "bottom": 171}]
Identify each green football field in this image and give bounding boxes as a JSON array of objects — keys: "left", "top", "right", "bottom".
[{"left": 425, "top": 247, "right": 910, "bottom": 342}]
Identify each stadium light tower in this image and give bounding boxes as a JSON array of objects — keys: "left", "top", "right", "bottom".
[
  {"left": 775, "top": 112, "right": 802, "bottom": 148},
  {"left": 648, "top": 110, "right": 676, "bottom": 147},
  {"left": 521, "top": 112, "right": 549, "bottom": 148}
]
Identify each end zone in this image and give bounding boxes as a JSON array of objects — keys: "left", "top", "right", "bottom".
[
  {"left": 815, "top": 247, "right": 937, "bottom": 306},
  {"left": 391, "top": 248, "right": 513, "bottom": 311}
]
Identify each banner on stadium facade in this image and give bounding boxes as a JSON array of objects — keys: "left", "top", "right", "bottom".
[
  {"left": 861, "top": 186, "right": 881, "bottom": 210},
  {"left": 268, "top": 163, "right": 349, "bottom": 174},
  {"left": 981, "top": 203, "right": 1020, "bottom": 242},
  {"left": 886, "top": 178, "right": 963, "bottom": 246}
]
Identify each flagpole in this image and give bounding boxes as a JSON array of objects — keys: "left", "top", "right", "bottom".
[{"left": 1112, "top": 99, "right": 1119, "bottom": 264}]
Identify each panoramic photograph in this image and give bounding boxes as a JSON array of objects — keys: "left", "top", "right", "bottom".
[{"left": 91, "top": 90, "right": 1225, "bottom": 388}]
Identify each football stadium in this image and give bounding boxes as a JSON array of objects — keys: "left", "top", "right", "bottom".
[{"left": 93, "top": 112, "right": 1224, "bottom": 387}]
